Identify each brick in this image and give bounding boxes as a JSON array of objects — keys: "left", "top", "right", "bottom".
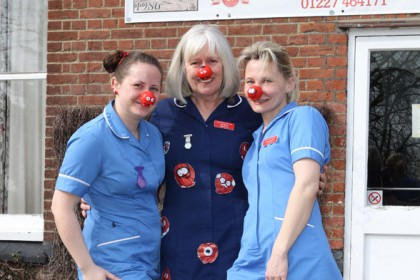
[
  {"left": 326, "top": 79, "right": 347, "bottom": 90},
  {"left": 73, "top": 0, "right": 88, "bottom": 9},
  {"left": 328, "top": 33, "right": 348, "bottom": 44},
  {"left": 88, "top": 19, "right": 103, "bottom": 29},
  {"left": 48, "top": 0, "right": 63, "bottom": 10},
  {"left": 263, "top": 24, "right": 297, "bottom": 35},
  {"left": 327, "top": 57, "right": 347, "bottom": 67},
  {"left": 308, "top": 34, "right": 327, "bottom": 44},
  {"left": 228, "top": 24, "right": 262, "bottom": 35},
  {"left": 144, "top": 27, "right": 178, "bottom": 38},
  {"left": 80, "top": 9, "right": 112, "bottom": 19},
  {"left": 48, "top": 21, "right": 62, "bottom": 30},
  {"left": 307, "top": 57, "right": 326, "bottom": 67},
  {"left": 300, "top": 68, "right": 334, "bottom": 79},
  {"left": 48, "top": 10, "right": 79, "bottom": 20},
  {"left": 289, "top": 34, "right": 308, "bottom": 45},
  {"left": 47, "top": 95, "right": 78, "bottom": 105},
  {"left": 88, "top": 0, "right": 103, "bottom": 8},
  {"left": 79, "top": 30, "right": 110, "bottom": 40},
  {"left": 300, "top": 22, "right": 336, "bottom": 33},
  {"left": 48, "top": 31, "right": 79, "bottom": 41},
  {"left": 72, "top": 20, "right": 87, "bottom": 30},
  {"left": 105, "top": 0, "right": 120, "bottom": 6}
]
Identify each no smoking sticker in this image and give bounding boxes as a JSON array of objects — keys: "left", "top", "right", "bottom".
[{"left": 367, "top": 190, "right": 383, "bottom": 206}]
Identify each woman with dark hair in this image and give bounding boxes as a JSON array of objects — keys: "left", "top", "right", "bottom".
[{"left": 52, "top": 50, "right": 165, "bottom": 280}]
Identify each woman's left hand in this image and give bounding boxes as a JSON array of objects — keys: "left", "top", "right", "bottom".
[
  {"left": 318, "top": 165, "right": 329, "bottom": 197},
  {"left": 265, "top": 252, "right": 288, "bottom": 280}
]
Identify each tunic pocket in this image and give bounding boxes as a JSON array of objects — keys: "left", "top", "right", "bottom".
[
  {"left": 274, "top": 216, "right": 315, "bottom": 230},
  {"left": 274, "top": 216, "right": 321, "bottom": 259},
  {"left": 90, "top": 219, "right": 144, "bottom": 266}
]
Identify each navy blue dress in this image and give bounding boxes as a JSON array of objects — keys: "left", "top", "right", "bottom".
[{"left": 150, "top": 95, "right": 261, "bottom": 280}]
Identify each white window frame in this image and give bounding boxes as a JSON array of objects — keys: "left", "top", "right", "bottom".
[{"left": 0, "top": 72, "right": 46, "bottom": 241}]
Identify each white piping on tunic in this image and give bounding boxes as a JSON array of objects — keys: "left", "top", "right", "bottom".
[
  {"left": 274, "top": 217, "right": 315, "bottom": 228},
  {"left": 227, "top": 95, "right": 242, "bottom": 108},
  {"left": 97, "top": 235, "right": 141, "bottom": 247},
  {"left": 58, "top": 174, "right": 90, "bottom": 187},
  {"left": 103, "top": 106, "right": 129, "bottom": 139},
  {"left": 291, "top": 146, "right": 324, "bottom": 160},
  {"left": 173, "top": 95, "right": 243, "bottom": 109}
]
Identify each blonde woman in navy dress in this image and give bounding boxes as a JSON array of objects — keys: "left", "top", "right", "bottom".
[
  {"left": 52, "top": 51, "right": 165, "bottom": 280},
  {"left": 227, "top": 42, "right": 342, "bottom": 280}
]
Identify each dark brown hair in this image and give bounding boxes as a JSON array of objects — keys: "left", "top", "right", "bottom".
[{"left": 103, "top": 50, "right": 163, "bottom": 83}]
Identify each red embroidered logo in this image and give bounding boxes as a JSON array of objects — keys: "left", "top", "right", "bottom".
[
  {"left": 262, "top": 136, "right": 278, "bottom": 147},
  {"left": 214, "top": 120, "right": 235, "bottom": 131}
]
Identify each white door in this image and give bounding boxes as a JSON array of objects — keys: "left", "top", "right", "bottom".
[{"left": 345, "top": 28, "right": 420, "bottom": 280}]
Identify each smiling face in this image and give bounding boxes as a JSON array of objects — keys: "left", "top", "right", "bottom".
[
  {"left": 184, "top": 44, "right": 223, "bottom": 99},
  {"left": 244, "top": 59, "right": 295, "bottom": 126},
  {"left": 112, "top": 61, "right": 162, "bottom": 124}
]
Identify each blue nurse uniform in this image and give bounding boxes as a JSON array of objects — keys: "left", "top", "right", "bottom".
[
  {"left": 150, "top": 95, "right": 261, "bottom": 280},
  {"left": 227, "top": 102, "right": 342, "bottom": 280},
  {"left": 55, "top": 101, "right": 165, "bottom": 280}
]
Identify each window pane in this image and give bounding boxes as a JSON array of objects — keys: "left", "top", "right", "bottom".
[
  {"left": 0, "top": 79, "right": 45, "bottom": 214},
  {"left": 0, "top": 1, "right": 47, "bottom": 73},
  {"left": 368, "top": 50, "right": 420, "bottom": 206}
]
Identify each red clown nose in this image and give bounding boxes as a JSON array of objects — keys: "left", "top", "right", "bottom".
[
  {"left": 247, "top": 85, "right": 263, "bottom": 100},
  {"left": 139, "top": 91, "right": 156, "bottom": 107},
  {"left": 197, "top": 65, "right": 212, "bottom": 80}
]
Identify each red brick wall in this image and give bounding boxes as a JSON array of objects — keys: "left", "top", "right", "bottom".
[{"left": 44, "top": 0, "right": 419, "bottom": 249}]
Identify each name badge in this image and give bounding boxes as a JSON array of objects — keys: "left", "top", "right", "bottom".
[
  {"left": 262, "top": 136, "right": 278, "bottom": 147},
  {"left": 214, "top": 120, "right": 235, "bottom": 131}
]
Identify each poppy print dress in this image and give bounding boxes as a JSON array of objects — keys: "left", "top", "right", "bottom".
[{"left": 150, "top": 95, "right": 261, "bottom": 280}]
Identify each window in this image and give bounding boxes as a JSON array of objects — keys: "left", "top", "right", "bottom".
[
  {"left": 0, "top": 1, "right": 47, "bottom": 241},
  {"left": 368, "top": 50, "right": 420, "bottom": 206}
]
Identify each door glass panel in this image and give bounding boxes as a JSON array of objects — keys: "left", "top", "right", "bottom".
[{"left": 368, "top": 50, "right": 420, "bottom": 206}]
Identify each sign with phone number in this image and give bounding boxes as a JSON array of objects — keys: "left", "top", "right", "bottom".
[{"left": 125, "top": 0, "right": 418, "bottom": 23}]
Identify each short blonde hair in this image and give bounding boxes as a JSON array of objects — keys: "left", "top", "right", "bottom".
[
  {"left": 238, "top": 41, "right": 299, "bottom": 103},
  {"left": 165, "top": 24, "right": 240, "bottom": 104}
]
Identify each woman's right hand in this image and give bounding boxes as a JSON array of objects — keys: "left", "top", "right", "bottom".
[
  {"left": 80, "top": 198, "right": 91, "bottom": 218},
  {"left": 82, "top": 263, "right": 121, "bottom": 280}
]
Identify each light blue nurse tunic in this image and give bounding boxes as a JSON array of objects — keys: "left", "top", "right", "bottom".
[
  {"left": 227, "top": 102, "right": 342, "bottom": 280},
  {"left": 55, "top": 101, "right": 165, "bottom": 280}
]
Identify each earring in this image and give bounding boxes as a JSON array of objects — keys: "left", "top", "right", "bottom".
[{"left": 113, "top": 90, "right": 118, "bottom": 95}]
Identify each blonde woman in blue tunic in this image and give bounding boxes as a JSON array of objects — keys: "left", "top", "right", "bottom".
[{"left": 227, "top": 41, "right": 342, "bottom": 280}]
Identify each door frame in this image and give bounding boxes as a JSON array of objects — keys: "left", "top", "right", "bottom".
[{"left": 344, "top": 27, "right": 420, "bottom": 280}]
